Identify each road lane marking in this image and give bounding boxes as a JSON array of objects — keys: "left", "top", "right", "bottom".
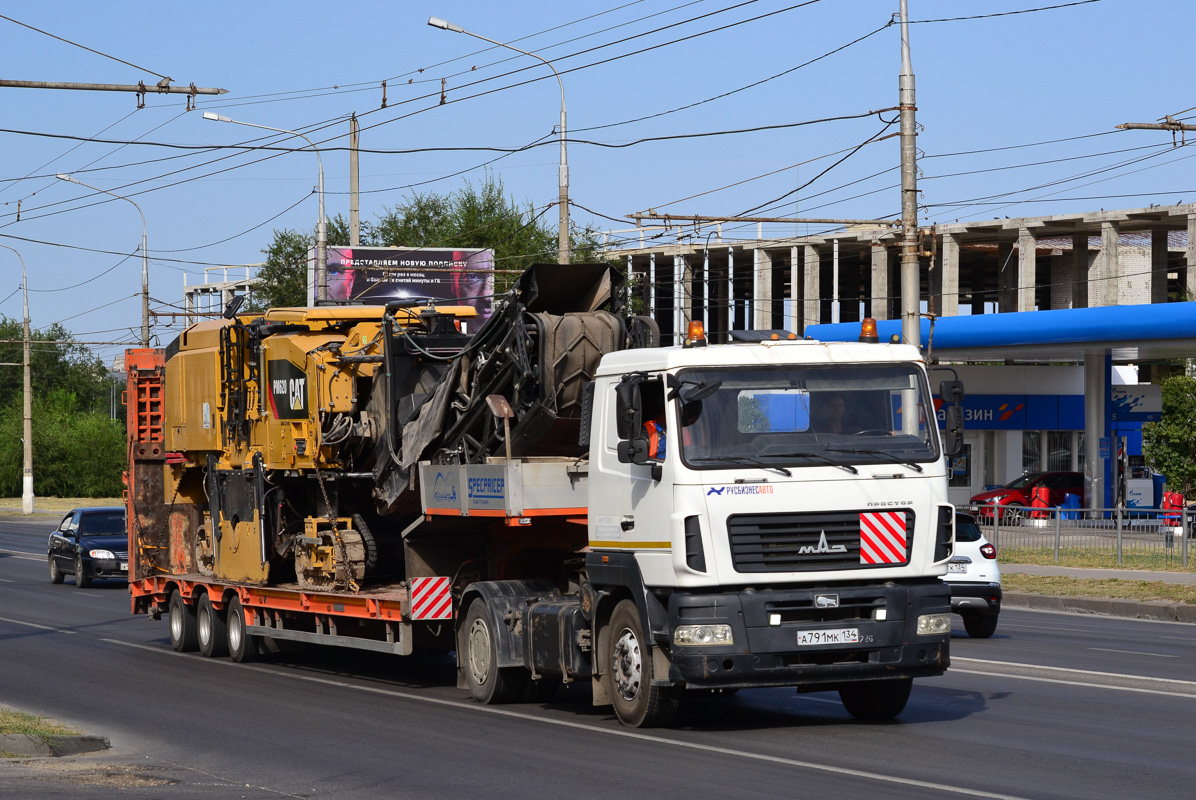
[
  {"left": 102, "top": 638, "right": 1030, "bottom": 800},
  {"left": 1088, "top": 647, "right": 1179, "bottom": 658},
  {"left": 0, "top": 548, "right": 41, "bottom": 561},
  {"left": 0, "top": 615, "right": 76, "bottom": 634},
  {"left": 951, "top": 656, "right": 1196, "bottom": 697}
]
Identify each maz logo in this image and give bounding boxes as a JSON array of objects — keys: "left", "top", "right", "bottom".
[{"left": 798, "top": 531, "right": 847, "bottom": 555}]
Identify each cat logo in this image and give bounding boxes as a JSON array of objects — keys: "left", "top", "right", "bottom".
[{"left": 798, "top": 530, "right": 847, "bottom": 555}]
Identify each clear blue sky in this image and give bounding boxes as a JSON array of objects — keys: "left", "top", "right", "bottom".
[{"left": 0, "top": 0, "right": 1190, "bottom": 366}]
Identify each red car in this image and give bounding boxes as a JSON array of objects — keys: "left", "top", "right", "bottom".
[{"left": 968, "top": 471, "right": 1084, "bottom": 521}]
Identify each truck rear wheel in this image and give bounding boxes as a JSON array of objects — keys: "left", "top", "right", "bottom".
[
  {"left": 169, "top": 590, "right": 198, "bottom": 652},
  {"left": 197, "top": 592, "right": 229, "bottom": 658},
  {"left": 605, "top": 600, "right": 679, "bottom": 728},
  {"left": 459, "top": 598, "right": 526, "bottom": 704},
  {"left": 838, "top": 678, "right": 912, "bottom": 720},
  {"left": 227, "top": 595, "right": 260, "bottom": 663}
]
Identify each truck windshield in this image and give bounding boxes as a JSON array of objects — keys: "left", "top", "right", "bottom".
[{"left": 675, "top": 364, "right": 939, "bottom": 471}]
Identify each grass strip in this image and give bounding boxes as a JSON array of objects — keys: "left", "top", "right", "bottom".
[
  {"left": 0, "top": 709, "right": 80, "bottom": 738},
  {"left": 1004, "top": 573, "right": 1196, "bottom": 604}
]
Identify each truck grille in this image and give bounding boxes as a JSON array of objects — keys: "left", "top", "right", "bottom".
[{"left": 727, "top": 510, "right": 913, "bottom": 572}]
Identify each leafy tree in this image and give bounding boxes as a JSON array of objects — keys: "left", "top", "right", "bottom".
[
  {"left": 1142, "top": 375, "right": 1196, "bottom": 496},
  {"left": 251, "top": 228, "right": 310, "bottom": 309},
  {"left": 253, "top": 174, "right": 613, "bottom": 307},
  {"left": 0, "top": 390, "right": 125, "bottom": 497},
  {"left": 0, "top": 317, "right": 109, "bottom": 413}
]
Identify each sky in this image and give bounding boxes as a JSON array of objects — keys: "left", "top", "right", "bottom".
[{"left": 1, "top": 0, "right": 1193, "bottom": 368}]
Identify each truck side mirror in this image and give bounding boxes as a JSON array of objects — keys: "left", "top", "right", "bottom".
[
  {"left": 614, "top": 381, "right": 642, "bottom": 440},
  {"left": 942, "top": 404, "right": 964, "bottom": 458},
  {"left": 615, "top": 380, "right": 650, "bottom": 465},
  {"left": 939, "top": 380, "right": 964, "bottom": 404}
]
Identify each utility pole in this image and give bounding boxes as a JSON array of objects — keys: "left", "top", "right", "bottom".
[
  {"left": 899, "top": 0, "right": 921, "bottom": 349},
  {"left": 0, "top": 79, "right": 226, "bottom": 108},
  {"left": 1116, "top": 117, "right": 1196, "bottom": 136},
  {"left": 350, "top": 114, "right": 360, "bottom": 247},
  {"left": 0, "top": 244, "right": 34, "bottom": 514}
]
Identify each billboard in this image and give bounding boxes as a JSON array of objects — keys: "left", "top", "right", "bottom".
[{"left": 308, "top": 246, "right": 495, "bottom": 325}]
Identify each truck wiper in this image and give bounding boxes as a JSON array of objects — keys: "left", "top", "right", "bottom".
[
  {"left": 751, "top": 452, "right": 858, "bottom": 475},
  {"left": 692, "top": 455, "right": 792, "bottom": 477},
  {"left": 826, "top": 447, "right": 923, "bottom": 473}
]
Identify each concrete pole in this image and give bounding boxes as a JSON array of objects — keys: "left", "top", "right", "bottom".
[
  {"left": 350, "top": 114, "right": 360, "bottom": 247},
  {"left": 427, "top": 18, "right": 569, "bottom": 264},
  {"left": 0, "top": 245, "right": 33, "bottom": 513},
  {"left": 1071, "top": 234, "right": 1089, "bottom": 308},
  {"left": 1017, "top": 226, "right": 1036, "bottom": 312},
  {"left": 201, "top": 113, "right": 326, "bottom": 301},
  {"left": 898, "top": 0, "right": 920, "bottom": 347},
  {"left": 55, "top": 174, "right": 149, "bottom": 345},
  {"left": 941, "top": 232, "right": 960, "bottom": 317},
  {"left": 1084, "top": 350, "right": 1106, "bottom": 511},
  {"left": 871, "top": 239, "right": 889, "bottom": 320}
]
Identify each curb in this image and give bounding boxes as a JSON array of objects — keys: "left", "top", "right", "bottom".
[
  {"left": 1005, "top": 591, "right": 1196, "bottom": 623},
  {"left": 0, "top": 734, "right": 110, "bottom": 758}
]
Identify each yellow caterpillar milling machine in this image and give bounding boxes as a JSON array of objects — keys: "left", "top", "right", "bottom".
[{"left": 130, "top": 263, "right": 638, "bottom": 593}]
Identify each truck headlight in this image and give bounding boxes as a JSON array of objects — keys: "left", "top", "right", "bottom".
[
  {"left": 88, "top": 549, "right": 116, "bottom": 560},
  {"left": 673, "top": 624, "right": 733, "bottom": 646},
  {"left": 916, "top": 613, "right": 951, "bottom": 636}
]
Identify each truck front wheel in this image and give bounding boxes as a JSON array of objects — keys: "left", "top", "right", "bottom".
[
  {"left": 459, "top": 598, "right": 526, "bottom": 704},
  {"left": 838, "top": 677, "right": 912, "bottom": 721},
  {"left": 605, "top": 600, "right": 679, "bottom": 728}
]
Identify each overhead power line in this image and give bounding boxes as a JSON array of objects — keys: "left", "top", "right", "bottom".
[
  {"left": 0, "top": 13, "right": 172, "bottom": 80},
  {"left": 909, "top": 0, "right": 1104, "bottom": 24}
]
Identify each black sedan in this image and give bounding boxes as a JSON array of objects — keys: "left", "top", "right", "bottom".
[{"left": 47, "top": 507, "right": 128, "bottom": 588}]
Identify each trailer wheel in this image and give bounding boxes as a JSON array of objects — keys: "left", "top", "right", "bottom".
[
  {"left": 169, "top": 590, "right": 198, "bottom": 652},
  {"left": 605, "top": 600, "right": 680, "bottom": 728},
  {"left": 226, "top": 595, "right": 259, "bottom": 663},
  {"left": 459, "top": 598, "right": 526, "bottom": 704},
  {"left": 197, "top": 592, "right": 229, "bottom": 658},
  {"left": 838, "top": 678, "right": 912, "bottom": 721}
]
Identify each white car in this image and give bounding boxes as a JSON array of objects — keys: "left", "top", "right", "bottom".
[{"left": 942, "top": 512, "right": 1002, "bottom": 638}]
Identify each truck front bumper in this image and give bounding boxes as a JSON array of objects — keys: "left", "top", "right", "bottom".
[{"left": 665, "top": 581, "right": 951, "bottom": 690}]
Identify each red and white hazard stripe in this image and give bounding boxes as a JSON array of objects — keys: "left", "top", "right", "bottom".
[
  {"left": 410, "top": 576, "right": 453, "bottom": 620},
  {"left": 859, "top": 511, "right": 908, "bottom": 565}
]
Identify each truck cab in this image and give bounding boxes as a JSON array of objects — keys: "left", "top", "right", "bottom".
[{"left": 583, "top": 331, "right": 956, "bottom": 725}]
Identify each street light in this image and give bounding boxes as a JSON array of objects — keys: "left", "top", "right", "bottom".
[
  {"left": 0, "top": 244, "right": 34, "bottom": 514},
  {"left": 55, "top": 173, "right": 150, "bottom": 347},
  {"left": 202, "top": 111, "right": 328, "bottom": 301},
  {"left": 428, "top": 16, "right": 570, "bottom": 264}
]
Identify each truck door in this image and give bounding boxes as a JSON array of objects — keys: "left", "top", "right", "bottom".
[{"left": 589, "top": 376, "right": 676, "bottom": 569}]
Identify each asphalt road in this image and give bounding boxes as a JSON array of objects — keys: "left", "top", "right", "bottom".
[{"left": 2, "top": 516, "right": 1195, "bottom": 799}]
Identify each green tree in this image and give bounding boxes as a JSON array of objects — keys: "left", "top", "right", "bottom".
[
  {"left": 253, "top": 175, "right": 613, "bottom": 307},
  {"left": 1142, "top": 374, "right": 1196, "bottom": 496},
  {"left": 0, "top": 317, "right": 109, "bottom": 413},
  {"left": 0, "top": 390, "right": 125, "bottom": 497},
  {"left": 251, "top": 228, "right": 310, "bottom": 309},
  {"left": 371, "top": 174, "right": 561, "bottom": 285}
]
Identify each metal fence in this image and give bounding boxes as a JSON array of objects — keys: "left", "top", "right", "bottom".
[{"left": 972, "top": 503, "right": 1191, "bottom": 568}]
